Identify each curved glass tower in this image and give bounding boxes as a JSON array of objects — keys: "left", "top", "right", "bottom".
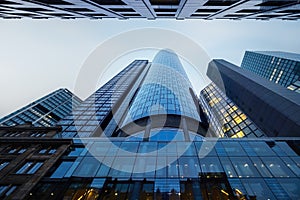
[{"left": 121, "top": 49, "right": 204, "bottom": 136}]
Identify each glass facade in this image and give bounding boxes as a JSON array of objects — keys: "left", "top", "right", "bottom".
[
  {"left": 26, "top": 137, "right": 300, "bottom": 199},
  {"left": 0, "top": 88, "right": 82, "bottom": 127},
  {"left": 123, "top": 49, "right": 201, "bottom": 127},
  {"left": 1, "top": 49, "right": 300, "bottom": 199},
  {"left": 57, "top": 60, "right": 148, "bottom": 138},
  {"left": 241, "top": 51, "right": 300, "bottom": 88},
  {"left": 200, "top": 83, "right": 265, "bottom": 138},
  {"left": 287, "top": 80, "right": 300, "bottom": 93}
]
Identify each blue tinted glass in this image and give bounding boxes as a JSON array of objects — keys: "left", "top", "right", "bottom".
[
  {"left": 230, "top": 157, "right": 260, "bottom": 177},
  {"left": 241, "top": 178, "right": 275, "bottom": 200},
  {"left": 73, "top": 157, "right": 100, "bottom": 177},
  {"left": 250, "top": 157, "right": 272, "bottom": 177},
  {"left": 221, "top": 142, "right": 247, "bottom": 156},
  {"left": 278, "top": 178, "right": 300, "bottom": 199},
  {"left": 178, "top": 157, "right": 200, "bottom": 178},
  {"left": 51, "top": 161, "right": 73, "bottom": 178},
  {"left": 261, "top": 157, "right": 295, "bottom": 177},
  {"left": 199, "top": 157, "right": 223, "bottom": 173},
  {"left": 27, "top": 162, "right": 43, "bottom": 174},
  {"left": 195, "top": 141, "right": 217, "bottom": 157}
]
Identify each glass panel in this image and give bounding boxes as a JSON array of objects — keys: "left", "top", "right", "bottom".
[
  {"left": 118, "top": 142, "right": 139, "bottom": 156},
  {"left": 281, "top": 157, "right": 300, "bottom": 177},
  {"left": 178, "top": 157, "right": 200, "bottom": 178},
  {"left": 278, "top": 178, "right": 300, "bottom": 199},
  {"left": 5, "top": 186, "right": 17, "bottom": 197},
  {"left": 220, "top": 157, "right": 237, "bottom": 178},
  {"left": 16, "top": 162, "right": 33, "bottom": 174},
  {"left": 199, "top": 157, "right": 223, "bottom": 173},
  {"left": 27, "top": 162, "right": 43, "bottom": 174},
  {"left": 167, "top": 157, "right": 179, "bottom": 178},
  {"left": 165, "top": 143, "right": 177, "bottom": 157},
  {"left": 133, "top": 156, "right": 156, "bottom": 178},
  {"left": 261, "top": 157, "right": 295, "bottom": 177},
  {"left": 89, "top": 142, "right": 111, "bottom": 156},
  {"left": 0, "top": 162, "right": 9, "bottom": 171},
  {"left": 250, "top": 157, "right": 272, "bottom": 177},
  {"left": 264, "top": 178, "right": 289, "bottom": 199},
  {"left": 230, "top": 157, "right": 260, "bottom": 177},
  {"left": 247, "top": 142, "right": 276, "bottom": 156},
  {"left": 138, "top": 142, "right": 157, "bottom": 156},
  {"left": 64, "top": 159, "right": 81, "bottom": 178},
  {"left": 241, "top": 178, "right": 275, "bottom": 200},
  {"left": 177, "top": 142, "right": 196, "bottom": 156},
  {"left": 215, "top": 142, "right": 227, "bottom": 156},
  {"left": 156, "top": 157, "right": 167, "bottom": 178},
  {"left": 276, "top": 142, "right": 298, "bottom": 156},
  {"left": 51, "top": 161, "right": 73, "bottom": 178},
  {"left": 195, "top": 141, "right": 217, "bottom": 157},
  {"left": 109, "top": 156, "right": 135, "bottom": 178},
  {"left": 73, "top": 157, "right": 100, "bottom": 177},
  {"left": 221, "top": 142, "right": 247, "bottom": 156},
  {"left": 240, "top": 141, "right": 257, "bottom": 156}
]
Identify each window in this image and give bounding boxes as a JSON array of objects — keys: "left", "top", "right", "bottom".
[
  {"left": 261, "top": 157, "right": 295, "bottom": 177},
  {"left": 51, "top": 161, "right": 73, "bottom": 178},
  {"left": 0, "top": 185, "right": 17, "bottom": 198},
  {"left": 200, "top": 157, "right": 223, "bottom": 173},
  {"left": 38, "top": 148, "right": 56, "bottom": 154},
  {"left": 0, "top": 161, "right": 9, "bottom": 171},
  {"left": 73, "top": 157, "right": 100, "bottom": 177},
  {"left": 16, "top": 161, "right": 43, "bottom": 174},
  {"left": 230, "top": 157, "right": 260, "bottom": 177}
]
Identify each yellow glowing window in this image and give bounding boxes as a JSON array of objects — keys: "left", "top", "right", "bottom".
[
  {"left": 222, "top": 125, "right": 230, "bottom": 132},
  {"left": 234, "top": 116, "right": 243, "bottom": 124},
  {"left": 229, "top": 106, "right": 238, "bottom": 113},
  {"left": 208, "top": 97, "right": 221, "bottom": 107},
  {"left": 235, "top": 131, "right": 245, "bottom": 138},
  {"left": 240, "top": 113, "right": 247, "bottom": 120}
]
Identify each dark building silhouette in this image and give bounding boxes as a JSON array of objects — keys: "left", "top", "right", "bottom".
[{"left": 0, "top": 0, "right": 299, "bottom": 20}]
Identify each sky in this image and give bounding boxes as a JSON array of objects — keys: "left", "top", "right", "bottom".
[{"left": 0, "top": 18, "right": 300, "bottom": 117}]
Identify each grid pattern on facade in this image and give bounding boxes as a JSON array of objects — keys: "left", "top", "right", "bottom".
[
  {"left": 123, "top": 50, "right": 200, "bottom": 126},
  {"left": 0, "top": 0, "right": 300, "bottom": 20},
  {"left": 0, "top": 88, "right": 82, "bottom": 127},
  {"left": 58, "top": 60, "right": 148, "bottom": 138},
  {"left": 200, "top": 83, "right": 265, "bottom": 138},
  {"left": 287, "top": 80, "right": 300, "bottom": 93},
  {"left": 241, "top": 51, "right": 300, "bottom": 87},
  {"left": 25, "top": 137, "right": 300, "bottom": 199}
]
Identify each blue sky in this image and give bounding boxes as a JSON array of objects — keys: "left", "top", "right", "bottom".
[{"left": 0, "top": 19, "right": 300, "bottom": 117}]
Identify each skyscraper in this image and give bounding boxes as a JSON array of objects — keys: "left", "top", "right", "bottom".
[
  {"left": 200, "top": 82, "right": 265, "bottom": 138},
  {"left": 0, "top": 50, "right": 299, "bottom": 200},
  {"left": 241, "top": 51, "right": 300, "bottom": 88},
  {"left": 0, "top": 88, "right": 82, "bottom": 127},
  {"left": 206, "top": 59, "right": 300, "bottom": 137}
]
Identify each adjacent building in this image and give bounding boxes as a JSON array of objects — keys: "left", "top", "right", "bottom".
[
  {"left": 0, "top": 123, "right": 72, "bottom": 200},
  {"left": 200, "top": 82, "right": 265, "bottom": 138},
  {"left": 206, "top": 59, "right": 300, "bottom": 137},
  {"left": 241, "top": 51, "right": 300, "bottom": 88},
  {"left": 0, "top": 0, "right": 300, "bottom": 20},
  {"left": 0, "top": 88, "right": 82, "bottom": 127}
]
